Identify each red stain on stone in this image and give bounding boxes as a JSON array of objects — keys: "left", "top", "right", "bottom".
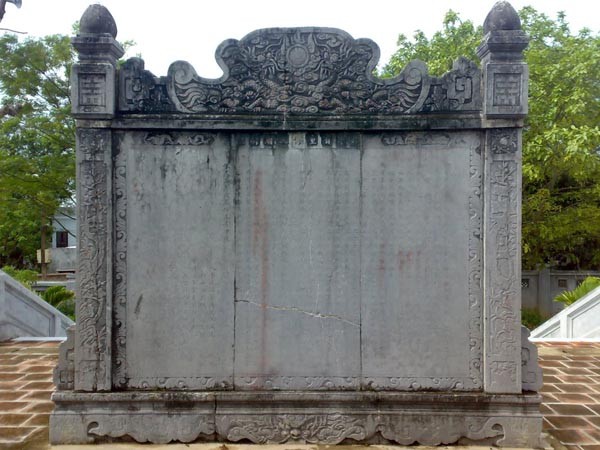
[
  {"left": 378, "top": 242, "right": 386, "bottom": 291},
  {"left": 396, "top": 250, "right": 414, "bottom": 273},
  {"left": 252, "top": 170, "right": 269, "bottom": 375}
]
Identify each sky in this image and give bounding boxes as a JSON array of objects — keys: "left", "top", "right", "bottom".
[{"left": 1, "top": 0, "right": 598, "bottom": 78}]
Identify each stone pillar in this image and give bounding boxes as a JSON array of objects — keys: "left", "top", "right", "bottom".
[
  {"left": 71, "top": 5, "right": 123, "bottom": 391},
  {"left": 478, "top": 1, "right": 529, "bottom": 394}
]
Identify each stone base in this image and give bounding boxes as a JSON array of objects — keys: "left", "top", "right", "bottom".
[{"left": 50, "top": 391, "right": 542, "bottom": 447}]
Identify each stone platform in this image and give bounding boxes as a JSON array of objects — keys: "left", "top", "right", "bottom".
[
  {"left": 8, "top": 339, "right": 600, "bottom": 449},
  {"left": 50, "top": 391, "right": 542, "bottom": 446}
]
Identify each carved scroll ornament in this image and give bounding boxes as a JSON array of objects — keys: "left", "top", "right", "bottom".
[{"left": 167, "top": 28, "right": 430, "bottom": 114}]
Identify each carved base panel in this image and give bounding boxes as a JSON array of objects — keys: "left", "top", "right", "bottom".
[{"left": 50, "top": 391, "right": 542, "bottom": 447}]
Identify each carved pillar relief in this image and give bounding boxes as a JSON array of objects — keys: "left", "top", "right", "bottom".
[
  {"left": 75, "top": 128, "right": 113, "bottom": 391},
  {"left": 484, "top": 128, "right": 522, "bottom": 393}
]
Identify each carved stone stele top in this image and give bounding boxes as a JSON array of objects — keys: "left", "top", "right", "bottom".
[
  {"left": 167, "top": 28, "right": 430, "bottom": 115},
  {"left": 116, "top": 27, "right": 483, "bottom": 116}
]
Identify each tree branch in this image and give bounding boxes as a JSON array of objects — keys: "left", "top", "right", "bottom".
[{"left": 0, "top": 27, "right": 27, "bottom": 34}]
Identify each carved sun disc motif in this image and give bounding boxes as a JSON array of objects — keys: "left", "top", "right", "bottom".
[
  {"left": 406, "top": 67, "right": 423, "bottom": 84},
  {"left": 287, "top": 45, "right": 310, "bottom": 68}
]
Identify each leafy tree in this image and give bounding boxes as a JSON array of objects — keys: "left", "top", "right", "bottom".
[
  {"left": 41, "top": 285, "right": 76, "bottom": 320},
  {"left": 519, "top": 9, "right": 600, "bottom": 269},
  {"left": 383, "top": 10, "right": 481, "bottom": 78},
  {"left": 1, "top": 264, "right": 38, "bottom": 287},
  {"left": 383, "top": 8, "right": 600, "bottom": 270},
  {"left": 554, "top": 276, "right": 600, "bottom": 306},
  {"left": 0, "top": 33, "right": 76, "bottom": 267},
  {"left": 521, "top": 307, "right": 546, "bottom": 330}
]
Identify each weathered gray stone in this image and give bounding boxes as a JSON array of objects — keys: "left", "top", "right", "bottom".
[
  {"left": 50, "top": 391, "right": 542, "bottom": 447},
  {"left": 70, "top": 5, "right": 123, "bottom": 119},
  {"left": 521, "top": 326, "right": 543, "bottom": 392},
  {"left": 484, "top": 1, "right": 522, "bottom": 33},
  {"left": 79, "top": 4, "right": 118, "bottom": 38},
  {"left": 483, "top": 128, "right": 522, "bottom": 393},
  {"left": 51, "top": 2, "right": 542, "bottom": 446},
  {"left": 360, "top": 131, "right": 483, "bottom": 391},
  {"left": 117, "top": 131, "right": 235, "bottom": 390},
  {"left": 234, "top": 132, "right": 361, "bottom": 390}
]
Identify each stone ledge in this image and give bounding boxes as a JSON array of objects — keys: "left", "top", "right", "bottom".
[
  {"left": 50, "top": 391, "right": 542, "bottom": 447},
  {"left": 50, "top": 445, "right": 546, "bottom": 450}
]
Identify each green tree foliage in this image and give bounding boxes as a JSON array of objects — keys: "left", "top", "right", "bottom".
[
  {"left": 554, "top": 276, "right": 600, "bottom": 306},
  {"left": 41, "top": 285, "right": 75, "bottom": 320},
  {"left": 0, "top": 34, "right": 76, "bottom": 267},
  {"left": 1, "top": 264, "right": 38, "bottom": 287},
  {"left": 521, "top": 307, "right": 546, "bottom": 330},
  {"left": 519, "top": 9, "right": 600, "bottom": 269},
  {"left": 383, "top": 8, "right": 600, "bottom": 270},
  {"left": 382, "top": 11, "right": 482, "bottom": 77}
]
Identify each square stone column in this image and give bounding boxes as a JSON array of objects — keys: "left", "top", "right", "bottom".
[
  {"left": 478, "top": 1, "right": 530, "bottom": 394},
  {"left": 70, "top": 5, "right": 123, "bottom": 392}
]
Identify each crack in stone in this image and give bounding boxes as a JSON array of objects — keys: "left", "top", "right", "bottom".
[{"left": 235, "top": 299, "right": 359, "bottom": 327}]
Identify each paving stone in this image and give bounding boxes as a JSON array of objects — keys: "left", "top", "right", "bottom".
[
  {"left": 541, "top": 383, "right": 562, "bottom": 393},
  {"left": 0, "top": 381, "right": 26, "bottom": 390},
  {"left": 560, "top": 375, "right": 595, "bottom": 383},
  {"left": 586, "top": 416, "right": 600, "bottom": 427},
  {"left": 559, "top": 384, "right": 595, "bottom": 393},
  {"left": 23, "top": 413, "right": 50, "bottom": 427},
  {"left": 19, "top": 365, "right": 53, "bottom": 373},
  {"left": 546, "top": 415, "right": 596, "bottom": 429},
  {"left": 0, "top": 426, "right": 37, "bottom": 442},
  {"left": 544, "top": 375, "right": 564, "bottom": 383},
  {"left": 21, "top": 390, "right": 54, "bottom": 401},
  {"left": 585, "top": 404, "right": 600, "bottom": 415},
  {"left": 540, "top": 354, "right": 569, "bottom": 360},
  {"left": 0, "top": 401, "right": 29, "bottom": 412},
  {"left": 19, "top": 381, "right": 54, "bottom": 391},
  {"left": 540, "top": 360, "right": 567, "bottom": 368},
  {"left": 549, "top": 429, "right": 596, "bottom": 445},
  {"left": 551, "top": 404, "right": 596, "bottom": 415},
  {"left": 581, "top": 445, "right": 600, "bottom": 450},
  {"left": 553, "top": 393, "right": 596, "bottom": 403},
  {"left": 0, "top": 373, "right": 25, "bottom": 382},
  {"left": 583, "top": 429, "right": 600, "bottom": 442},
  {"left": 22, "top": 401, "right": 55, "bottom": 414},
  {"left": 21, "top": 373, "right": 53, "bottom": 381},
  {"left": 19, "top": 348, "right": 59, "bottom": 355},
  {"left": 0, "top": 413, "right": 32, "bottom": 426},
  {"left": 564, "top": 361, "right": 597, "bottom": 368},
  {"left": 540, "top": 403, "right": 555, "bottom": 415},
  {"left": 0, "top": 391, "right": 26, "bottom": 401},
  {"left": 560, "top": 368, "right": 596, "bottom": 376}
]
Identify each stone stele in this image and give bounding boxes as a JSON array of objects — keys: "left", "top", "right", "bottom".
[{"left": 50, "top": 1, "right": 543, "bottom": 446}]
